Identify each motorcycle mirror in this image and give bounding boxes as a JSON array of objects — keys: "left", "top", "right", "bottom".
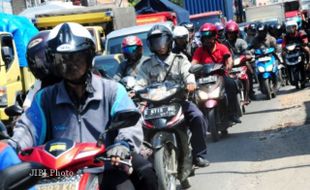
[
  {"left": 110, "top": 109, "right": 141, "bottom": 130},
  {"left": 0, "top": 162, "right": 44, "bottom": 190},
  {"left": 4, "top": 105, "right": 24, "bottom": 117},
  {"left": 189, "top": 64, "right": 204, "bottom": 74},
  {"left": 97, "top": 110, "right": 141, "bottom": 147}
]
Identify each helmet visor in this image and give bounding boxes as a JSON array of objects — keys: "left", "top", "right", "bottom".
[
  {"left": 122, "top": 45, "right": 138, "bottom": 54},
  {"left": 149, "top": 35, "right": 170, "bottom": 51},
  {"left": 53, "top": 51, "right": 88, "bottom": 80},
  {"left": 201, "top": 31, "right": 217, "bottom": 38},
  {"left": 286, "top": 25, "right": 297, "bottom": 33}
]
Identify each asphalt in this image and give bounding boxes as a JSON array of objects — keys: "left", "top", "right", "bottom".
[{"left": 189, "top": 84, "right": 310, "bottom": 190}]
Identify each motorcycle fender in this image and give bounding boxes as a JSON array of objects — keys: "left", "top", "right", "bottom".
[
  {"left": 205, "top": 99, "right": 218, "bottom": 108},
  {"left": 262, "top": 72, "right": 271, "bottom": 79},
  {"left": 151, "top": 132, "right": 177, "bottom": 150}
]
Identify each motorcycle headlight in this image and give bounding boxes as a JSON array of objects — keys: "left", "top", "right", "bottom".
[
  {"left": 208, "top": 86, "right": 221, "bottom": 99},
  {"left": 298, "top": 56, "right": 302, "bottom": 63},
  {"left": 258, "top": 66, "right": 265, "bottom": 72},
  {"left": 266, "top": 64, "right": 273, "bottom": 72}
]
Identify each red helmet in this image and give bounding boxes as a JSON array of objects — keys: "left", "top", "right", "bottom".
[
  {"left": 225, "top": 20, "right": 239, "bottom": 33},
  {"left": 121, "top": 36, "right": 143, "bottom": 48},
  {"left": 199, "top": 23, "right": 217, "bottom": 38}
]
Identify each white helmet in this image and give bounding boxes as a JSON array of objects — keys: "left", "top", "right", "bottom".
[
  {"left": 173, "top": 26, "right": 189, "bottom": 42},
  {"left": 285, "top": 20, "right": 298, "bottom": 30}
]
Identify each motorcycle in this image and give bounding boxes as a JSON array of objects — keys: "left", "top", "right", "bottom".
[
  {"left": 254, "top": 47, "right": 279, "bottom": 100},
  {"left": 284, "top": 43, "right": 306, "bottom": 89},
  {"left": 0, "top": 110, "right": 141, "bottom": 190},
  {"left": 276, "top": 38, "right": 289, "bottom": 86},
  {"left": 136, "top": 81, "right": 193, "bottom": 190},
  {"left": 230, "top": 55, "right": 249, "bottom": 114},
  {"left": 189, "top": 64, "right": 233, "bottom": 142}
]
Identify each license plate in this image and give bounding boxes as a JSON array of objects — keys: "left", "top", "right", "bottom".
[
  {"left": 231, "top": 67, "right": 242, "bottom": 73},
  {"left": 197, "top": 76, "right": 217, "bottom": 84},
  {"left": 36, "top": 182, "right": 78, "bottom": 190},
  {"left": 144, "top": 105, "right": 177, "bottom": 120},
  {"left": 258, "top": 57, "right": 271, "bottom": 62}
]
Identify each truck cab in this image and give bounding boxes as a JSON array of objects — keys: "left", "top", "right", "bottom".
[{"left": 0, "top": 32, "right": 35, "bottom": 121}]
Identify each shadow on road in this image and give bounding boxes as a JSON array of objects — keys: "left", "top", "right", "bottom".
[
  {"left": 245, "top": 106, "right": 298, "bottom": 115},
  {"left": 195, "top": 163, "right": 310, "bottom": 175}
]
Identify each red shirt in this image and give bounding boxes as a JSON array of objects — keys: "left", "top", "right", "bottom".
[{"left": 192, "top": 42, "right": 231, "bottom": 65}]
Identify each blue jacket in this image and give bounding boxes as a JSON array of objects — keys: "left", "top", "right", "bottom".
[
  {"left": 8, "top": 74, "right": 143, "bottom": 152},
  {"left": 0, "top": 142, "right": 21, "bottom": 171}
]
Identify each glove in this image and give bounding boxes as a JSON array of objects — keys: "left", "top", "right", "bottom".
[{"left": 106, "top": 141, "right": 131, "bottom": 160}]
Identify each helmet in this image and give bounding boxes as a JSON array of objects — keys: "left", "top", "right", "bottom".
[
  {"left": 180, "top": 22, "right": 195, "bottom": 33},
  {"left": 122, "top": 36, "right": 143, "bottom": 48},
  {"left": 173, "top": 26, "right": 189, "bottom": 41},
  {"left": 147, "top": 24, "right": 173, "bottom": 53},
  {"left": 47, "top": 22, "right": 95, "bottom": 83},
  {"left": 215, "top": 22, "right": 224, "bottom": 32},
  {"left": 121, "top": 36, "right": 143, "bottom": 62},
  {"left": 27, "top": 31, "right": 51, "bottom": 80},
  {"left": 256, "top": 23, "right": 268, "bottom": 38},
  {"left": 199, "top": 23, "right": 217, "bottom": 38},
  {"left": 285, "top": 20, "right": 298, "bottom": 34},
  {"left": 225, "top": 20, "right": 240, "bottom": 34},
  {"left": 246, "top": 22, "right": 257, "bottom": 35}
]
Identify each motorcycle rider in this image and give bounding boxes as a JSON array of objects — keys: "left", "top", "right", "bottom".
[
  {"left": 192, "top": 23, "right": 242, "bottom": 124},
  {"left": 114, "top": 35, "right": 149, "bottom": 81},
  {"left": 268, "top": 22, "right": 284, "bottom": 40},
  {"left": 135, "top": 24, "right": 209, "bottom": 168},
  {"left": 282, "top": 20, "right": 310, "bottom": 88},
  {"left": 23, "top": 31, "right": 62, "bottom": 109},
  {"left": 250, "top": 22, "right": 280, "bottom": 53},
  {"left": 180, "top": 22, "right": 197, "bottom": 56},
  {"left": 245, "top": 22, "right": 258, "bottom": 47},
  {"left": 224, "top": 20, "right": 253, "bottom": 104},
  {"left": 172, "top": 25, "right": 192, "bottom": 61},
  {"left": 7, "top": 22, "right": 157, "bottom": 190}
]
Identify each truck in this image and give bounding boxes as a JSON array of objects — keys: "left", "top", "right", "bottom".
[
  {"left": 0, "top": 14, "right": 37, "bottom": 121},
  {"left": 245, "top": 3, "right": 286, "bottom": 23},
  {"left": 183, "top": 0, "right": 234, "bottom": 21},
  {"left": 34, "top": 5, "right": 136, "bottom": 34},
  {"left": 190, "top": 11, "right": 226, "bottom": 31},
  {"left": 136, "top": 12, "right": 177, "bottom": 26}
]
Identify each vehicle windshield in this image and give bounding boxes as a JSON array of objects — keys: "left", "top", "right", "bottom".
[
  {"left": 191, "top": 15, "right": 221, "bottom": 31},
  {"left": 107, "top": 32, "right": 151, "bottom": 56}
]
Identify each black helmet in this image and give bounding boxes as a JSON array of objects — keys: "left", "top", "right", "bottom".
[
  {"left": 256, "top": 23, "right": 268, "bottom": 38},
  {"left": 147, "top": 24, "right": 173, "bottom": 53},
  {"left": 46, "top": 22, "right": 95, "bottom": 83},
  {"left": 180, "top": 22, "right": 195, "bottom": 33},
  {"left": 27, "top": 31, "right": 51, "bottom": 80},
  {"left": 246, "top": 22, "right": 257, "bottom": 34}
]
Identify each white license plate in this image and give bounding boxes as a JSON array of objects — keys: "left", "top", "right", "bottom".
[
  {"left": 197, "top": 76, "right": 217, "bottom": 84},
  {"left": 258, "top": 57, "right": 271, "bottom": 62},
  {"left": 36, "top": 182, "right": 78, "bottom": 190},
  {"left": 231, "top": 67, "right": 243, "bottom": 73},
  {"left": 144, "top": 105, "right": 177, "bottom": 120}
]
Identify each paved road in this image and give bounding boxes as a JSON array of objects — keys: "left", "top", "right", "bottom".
[{"left": 189, "top": 85, "right": 310, "bottom": 190}]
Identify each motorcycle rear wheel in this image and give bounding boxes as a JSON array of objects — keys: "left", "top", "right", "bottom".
[{"left": 154, "top": 146, "right": 177, "bottom": 190}]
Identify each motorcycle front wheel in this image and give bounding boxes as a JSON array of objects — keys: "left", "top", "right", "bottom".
[
  {"left": 208, "top": 109, "right": 219, "bottom": 142},
  {"left": 154, "top": 145, "right": 177, "bottom": 190}
]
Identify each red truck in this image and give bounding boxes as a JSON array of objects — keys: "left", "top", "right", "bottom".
[{"left": 136, "top": 11, "right": 177, "bottom": 26}]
